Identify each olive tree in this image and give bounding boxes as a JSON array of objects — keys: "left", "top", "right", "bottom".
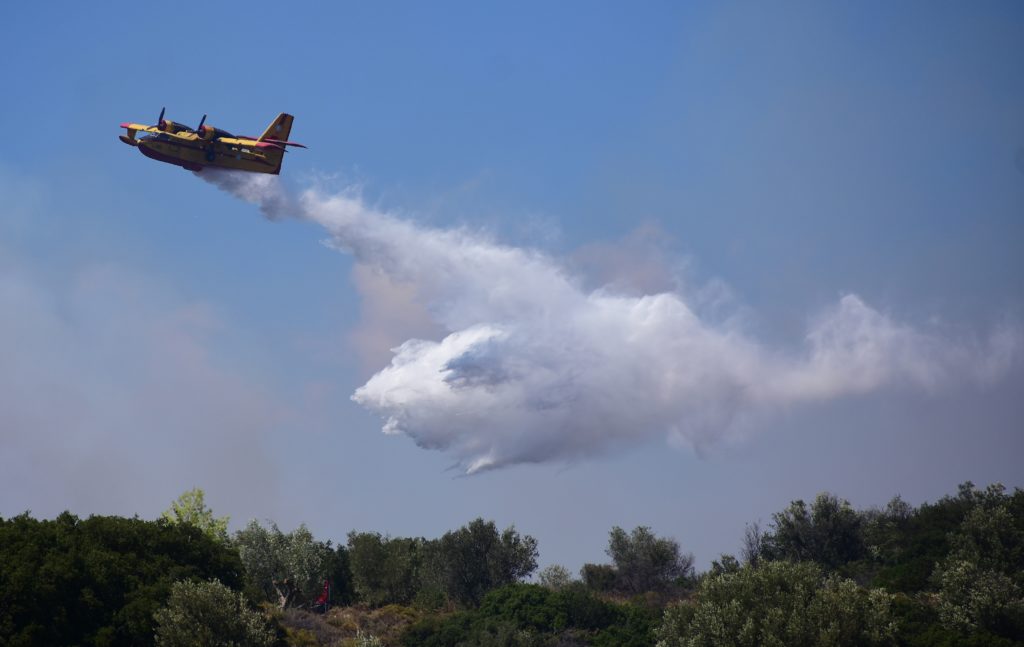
[
  {"left": 761, "top": 493, "right": 865, "bottom": 569},
  {"left": 656, "top": 561, "right": 896, "bottom": 647},
  {"left": 153, "top": 579, "right": 276, "bottom": 647},
  {"left": 537, "top": 564, "right": 573, "bottom": 590},
  {"left": 234, "top": 520, "right": 332, "bottom": 610},
  {"left": 346, "top": 531, "right": 424, "bottom": 606},
  {"left": 606, "top": 526, "right": 694, "bottom": 594},
  {"left": 435, "top": 518, "right": 539, "bottom": 607},
  {"left": 934, "top": 484, "right": 1024, "bottom": 637},
  {"left": 936, "top": 559, "right": 1023, "bottom": 634}
]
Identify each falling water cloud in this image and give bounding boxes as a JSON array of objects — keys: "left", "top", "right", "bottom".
[{"left": 198, "top": 169, "right": 1021, "bottom": 474}]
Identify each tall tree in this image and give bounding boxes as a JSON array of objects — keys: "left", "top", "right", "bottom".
[
  {"left": 435, "top": 518, "right": 539, "bottom": 607},
  {"left": 762, "top": 492, "right": 865, "bottom": 569},
  {"left": 234, "top": 520, "right": 332, "bottom": 610},
  {"left": 933, "top": 483, "right": 1024, "bottom": 638},
  {"left": 740, "top": 521, "right": 765, "bottom": 567},
  {"left": 347, "top": 532, "right": 424, "bottom": 606},
  {"left": 161, "top": 488, "right": 229, "bottom": 542},
  {"left": 606, "top": 526, "right": 694, "bottom": 594}
]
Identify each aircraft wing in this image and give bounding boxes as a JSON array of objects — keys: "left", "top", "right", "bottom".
[
  {"left": 120, "top": 123, "right": 198, "bottom": 141},
  {"left": 221, "top": 134, "right": 306, "bottom": 149},
  {"left": 217, "top": 136, "right": 288, "bottom": 152},
  {"left": 120, "top": 122, "right": 160, "bottom": 134}
]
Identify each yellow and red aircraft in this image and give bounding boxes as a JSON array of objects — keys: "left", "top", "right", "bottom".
[{"left": 119, "top": 108, "right": 305, "bottom": 174}]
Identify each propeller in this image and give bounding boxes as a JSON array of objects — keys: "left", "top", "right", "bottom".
[
  {"left": 157, "top": 106, "right": 167, "bottom": 131},
  {"left": 196, "top": 114, "right": 207, "bottom": 137}
]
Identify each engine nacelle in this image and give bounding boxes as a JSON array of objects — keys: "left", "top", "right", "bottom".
[
  {"left": 158, "top": 119, "right": 191, "bottom": 134},
  {"left": 197, "top": 124, "right": 234, "bottom": 141}
]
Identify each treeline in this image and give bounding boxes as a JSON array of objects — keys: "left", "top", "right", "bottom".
[
  {"left": 1, "top": 482, "right": 1022, "bottom": 646},
  {"left": 0, "top": 511, "right": 244, "bottom": 645},
  {"left": 669, "top": 482, "right": 1024, "bottom": 647}
]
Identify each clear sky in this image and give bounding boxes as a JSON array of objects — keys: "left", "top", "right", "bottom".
[{"left": 1, "top": 1, "right": 1022, "bottom": 571}]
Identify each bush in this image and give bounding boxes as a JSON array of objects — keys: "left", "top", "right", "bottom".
[
  {"left": 935, "top": 559, "right": 1024, "bottom": 637},
  {"left": 400, "top": 583, "right": 654, "bottom": 646},
  {"left": 153, "top": 579, "right": 277, "bottom": 647},
  {"left": 656, "top": 561, "right": 896, "bottom": 647}
]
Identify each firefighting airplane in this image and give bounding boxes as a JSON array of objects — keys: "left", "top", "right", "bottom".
[{"left": 119, "top": 108, "right": 305, "bottom": 174}]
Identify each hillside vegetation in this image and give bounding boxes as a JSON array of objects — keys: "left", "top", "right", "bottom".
[{"left": 1, "top": 482, "right": 1021, "bottom": 646}]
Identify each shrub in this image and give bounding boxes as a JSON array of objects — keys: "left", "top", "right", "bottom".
[
  {"left": 153, "top": 579, "right": 276, "bottom": 647},
  {"left": 656, "top": 561, "right": 896, "bottom": 647}
]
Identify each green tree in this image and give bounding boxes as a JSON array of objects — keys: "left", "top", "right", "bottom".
[
  {"left": 537, "top": 564, "right": 573, "bottom": 591},
  {"left": 153, "top": 578, "right": 277, "bottom": 647},
  {"left": 932, "top": 483, "right": 1024, "bottom": 638},
  {"left": 326, "top": 544, "right": 356, "bottom": 606},
  {"left": 162, "top": 488, "right": 229, "bottom": 542},
  {"left": 434, "top": 518, "right": 539, "bottom": 607},
  {"left": 869, "top": 487, "right": 975, "bottom": 592},
  {"left": 946, "top": 487, "right": 1024, "bottom": 578},
  {"left": 0, "top": 512, "right": 242, "bottom": 646},
  {"left": 708, "top": 553, "right": 741, "bottom": 577},
  {"left": 656, "top": 561, "right": 897, "bottom": 647},
  {"left": 740, "top": 521, "right": 765, "bottom": 567},
  {"left": 935, "top": 559, "right": 1023, "bottom": 636},
  {"left": 580, "top": 563, "right": 617, "bottom": 592},
  {"left": 606, "top": 526, "right": 694, "bottom": 594},
  {"left": 762, "top": 492, "right": 866, "bottom": 570},
  {"left": 863, "top": 495, "right": 913, "bottom": 567},
  {"left": 234, "top": 520, "right": 332, "bottom": 610},
  {"left": 347, "top": 531, "right": 425, "bottom": 606}
]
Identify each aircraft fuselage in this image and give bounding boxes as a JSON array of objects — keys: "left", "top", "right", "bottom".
[
  {"left": 133, "top": 133, "right": 280, "bottom": 174},
  {"left": 119, "top": 112, "right": 298, "bottom": 175}
]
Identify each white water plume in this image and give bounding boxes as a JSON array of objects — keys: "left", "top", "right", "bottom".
[{"left": 198, "top": 169, "right": 1021, "bottom": 473}]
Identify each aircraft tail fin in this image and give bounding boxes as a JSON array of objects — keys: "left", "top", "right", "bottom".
[
  {"left": 259, "top": 113, "right": 294, "bottom": 144},
  {"left": 259, "top": 113, "right": 294, "bottom": 174}
]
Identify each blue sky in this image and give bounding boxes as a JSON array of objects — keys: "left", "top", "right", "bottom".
[{"left": 1, "top": 1, "right": 1022, "bottom": 571}]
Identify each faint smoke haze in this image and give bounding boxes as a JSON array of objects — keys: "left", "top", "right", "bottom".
[{"left": 198, "top": 169, "right": 1022, "bottom": 474}]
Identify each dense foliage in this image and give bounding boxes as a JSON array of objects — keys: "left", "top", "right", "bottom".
[
  {"left": 0, "top": 512, "right": 242, "bottom": 646},
  {"left": 235, "top": 520, "right": 335, "bottom": 610},
  {"left": 2, "top": 482, "right": 1022, "bottom": 645},
  {"left": 161, "top": 488, "right": 230, "bottom": 543},
  {"left": 656, "top": 561, "right": 897, "bottom": 646},
  {"left": 759, "top": 493, "right": 865, "bottom": 569},
  {"left": 153, "top": 578, "right": 277, "bottom": 647},
  {"left": 347, "top": 532, "right": 424, "bottom": 607},
  {"left": 400, "top": 583, "right": 657, "bottom": 646},
  {"left": 605, "top": 525, "right": 695, "bottom": 595},
  {"left": 348, "top": 518, "right": 538, "bottom": 609},
  {"left": 536, "top": 564, "right": 573, "bottom": 590},
  {"left": 743, "top": 482, "right": 1024, "bottom": 645},
  {"left": 433, "top": 518, "right": 540, "bottom": 607}
]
